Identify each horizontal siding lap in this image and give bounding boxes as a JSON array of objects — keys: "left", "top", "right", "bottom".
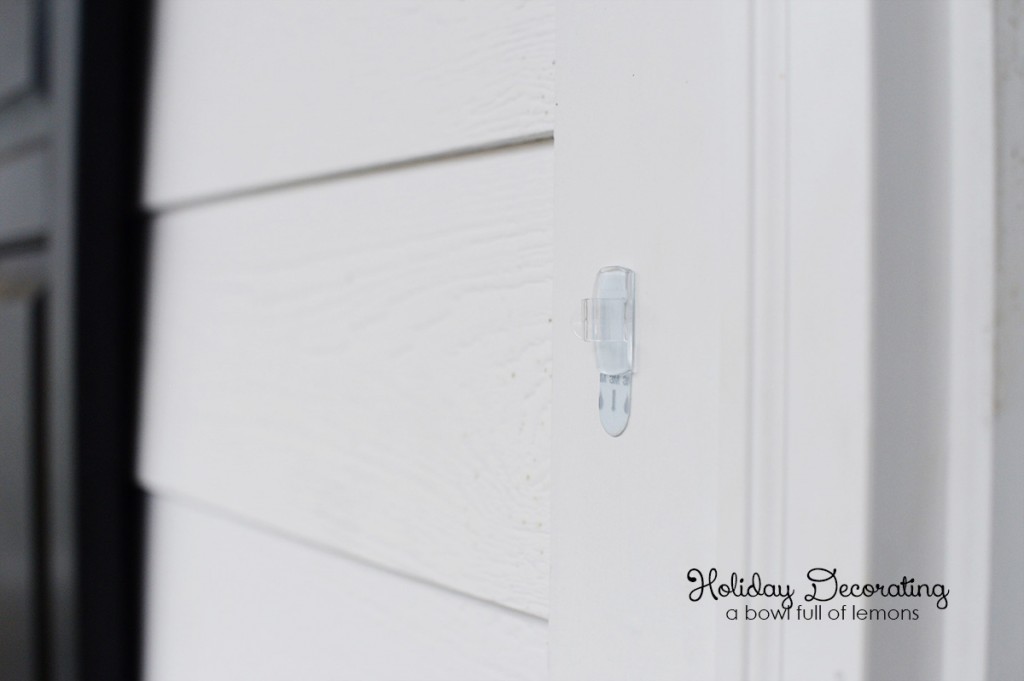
[
  {"left": 144, "top": 496, "right": 547, "bottom": 681},
  {"left": 144, "top": 0, "right": 555, "bottom": 207},
  {"left": 139, "top": 143, "right": 554, "bottom": 617}
]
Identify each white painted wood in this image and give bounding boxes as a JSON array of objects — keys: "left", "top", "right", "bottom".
[
  {"left": 745, "top": 0, "right": 787, "bottom": 677},
  {"left": 144, "top": 0, "right": 554, "bottom": 209},
  {"left": 989, "top": 2, "right": 1024, "bottom": 678},
  {"left": 864, "top": 3, "right": 957, "bottom": 678},
  {"left": 755, "top": 3, "right": 1009, "bottom": 678},
  {"left": 550, "top": 3, "right": 750, "bottom": 679},
  {"left": 942, "top": 3, "right": 996, "bottom": 680},
  {"left": 781, "top": 2, "right": 873, "bottom": 679},
  {"left": 139, "top": 143, "right": 553, "bottom": 618},
  {"left": 552, "top": 2, "right": 878, "bottom": 679},
  {"left": 143, "top": 494, "right": 547, "bottom": 681}
]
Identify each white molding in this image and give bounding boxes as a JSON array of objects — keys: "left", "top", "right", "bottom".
[
  {"left": 941, "top": 3, "right": 996, "bottom": 679},
  {"left": 551, "top": 2, "right": 876, "bottom": 678},
  {"left": 745, "top": 0, "right": 789, "bottom": 676},
  {"left": 550, "top": 2, "right": 752, "bottom": 678},
  {"left": 781, "top": 2, "right": 874, "bottom": 677},
  {"left": 987, "top": 1, "right": 1024, "bottom": 678}
]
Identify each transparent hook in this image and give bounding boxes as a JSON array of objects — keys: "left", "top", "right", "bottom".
[
  {"left": 573, "top": 297, "right": 629, "bottom": 343},
  {"left": 574, "top": 266, "right": 635, "bottom": 436}
]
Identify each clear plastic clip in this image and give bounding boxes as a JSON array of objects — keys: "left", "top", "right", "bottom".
[
  {"left": 573, "top": 266, "right": 635, "bottom": 436},
  {"left": 575, "top": 297, "right": 629, "bottom": 343}
]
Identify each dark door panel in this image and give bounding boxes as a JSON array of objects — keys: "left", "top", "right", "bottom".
[{"left": 0, "top": 291, "right": 42, "bottom": 681}]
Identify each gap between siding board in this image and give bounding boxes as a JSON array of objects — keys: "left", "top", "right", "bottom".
[
  {"left": 141, "top": 482, "right": 550, "bottom": 624},
  {"left": 146, "top": 133, "right": 555, "bottom": 216}
]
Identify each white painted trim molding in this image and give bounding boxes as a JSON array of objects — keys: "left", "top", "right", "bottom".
[
  {"left": 552, "top": 1, "right": 1008, "bottom": 680},
  {"left": 942, "top": 2, "right": 997, "bottom": 679},
  {"left": 988, "top": 2, "right": 1024, "bottom": 678},
  {"left": 551, "top": 3, "right": 753, "bottom": 679}
]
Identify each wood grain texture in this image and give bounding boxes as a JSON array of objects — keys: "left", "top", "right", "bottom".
[
  {"left": 139, "top": 143, "right": 553, "bottom": 618},
  {"left": 143, "top": 495, "right": 547, "bottom": 681},
  {"left": 144, "top": 0, "right": 554, "bottom": 209}
]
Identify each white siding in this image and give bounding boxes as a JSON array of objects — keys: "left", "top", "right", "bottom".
[
  {"left": 144, "top": 0, "right": 555, "bottom": 208},
  {"left": 141, "top": 2, "right": 555, "bottom": 677},
  {"left": 143, "top": 496, "right": 547, "bottom": 681},
  {"left": 140, "top": 142, "right": 553, "bottom": 618}
]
